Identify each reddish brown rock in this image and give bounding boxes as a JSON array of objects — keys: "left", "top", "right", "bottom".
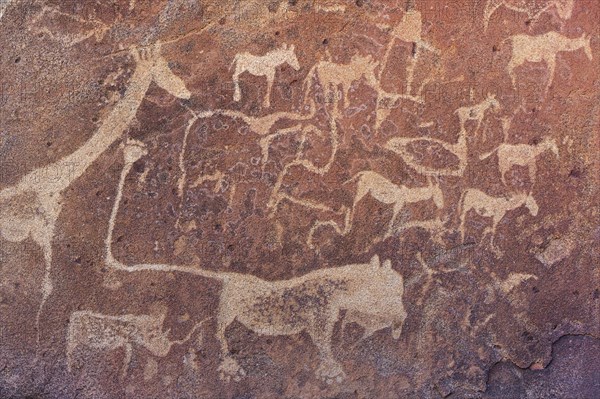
[{"left": 0, "top": 1, "right": 598, "bottom": 398}]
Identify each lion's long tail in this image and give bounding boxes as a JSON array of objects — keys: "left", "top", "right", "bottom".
[{"left": 112, "top": 262, "right": 229, "bottom": 282}]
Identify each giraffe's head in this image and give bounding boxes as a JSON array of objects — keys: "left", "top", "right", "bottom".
[{"left": 133, "top": 42, "right": 191, "bottom": 99}]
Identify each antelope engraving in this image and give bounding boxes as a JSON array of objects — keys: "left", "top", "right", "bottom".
[
  {"left": 230, "top": 43, "right": 300, "bottom": 108},
  {"left": 484, "top": 0, "right": 575, "bottom": 31},
  {"left": 505, "top": 31, "right": 593, "bottom": 94},
  {"left": 303, "top": 53, "right": 380, "bottom": 110},
  {"left": 346, "top": 171, "right": 444, "bottom": 238},
  {"left": 0, "top": 42, "right": 190, "bottom": 344},
  {"left": 458, "top": 189, "right": 539, "bottom": 255},
  {"left": 480, "top": 137, "right": 559, "bottom": 185},
  {"left": 67, "top": 310, "right": 207, "bottom": 380}
]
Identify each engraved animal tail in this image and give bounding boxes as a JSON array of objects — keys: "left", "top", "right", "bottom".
[
  {"left": 479, "top": 146, "right": 499, "bottom": 160},
  {"left": 343, "top": 171, "right": 368, "bottom": 185},
  {"left": 229, "top": 54, "right": 239, "bottom": 71}
]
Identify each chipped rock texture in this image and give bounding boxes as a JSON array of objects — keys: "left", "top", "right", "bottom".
[{"left": 0, "top": 0, "right": 599, "bottom": 398}]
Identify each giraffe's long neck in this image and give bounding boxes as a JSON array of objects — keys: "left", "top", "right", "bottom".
[{"left": 21, "top": 65, "right": 153, "bottom": 195}]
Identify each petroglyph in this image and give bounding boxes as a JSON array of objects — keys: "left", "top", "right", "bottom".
[
  {"left": 106, "top": 238, "right": 406, "bottom": 384},
  {"left": 303, "top": 54, "right": 381, "bottom": 111},
  {"left": 3, "top": 2, "right": 596, "bottom": 395},
  {"left": 458, "top": 189, "right": 539, "bottom": 256},
  {"left": 535, "top": 236, "right": 575, "bottom": 267},
  {"left": 220, "top": 100, "right": 315, "bottom": 138},
  {"left": 455, "top": 93, "right": 501, "bottom": 136},
  {"left": 344, "top": 171, "right": 444, "bottom": 238},
  {"left": 385, "top": 94, "right": 502, "bottom": 177},
  {"left": 380, "top": 9, "right": 440, "bottom": 97},
  {"left": 0, "top": 42, "right": 190, "bottom": 346},
  {"left": 231, "top": 43, "right": 300, "bottom": 107},
  {"left": 505, "top": 31, "right": 593, "bottom": 94},
  {"left": 496, "top": 272, "right": 538, "bottom": 294},
  {"left": 67, "top": 310, "right": 208, "bottom": 379},
  {"left": 385, "top": 129, "right": 468, "bottom": 177},
  {"left": 105, "top": 153, "right": 406, "bottom": 384},
  {"left": 480, "top": 137, "right": 559, "bottom": 185},
  {"left": 28, "top": 5, "right": 110, "bottom": 46},
  {"left": 266, "top": 120, "right": 338, "bottom": 216},
  {"left": 214, "top": 100, "right": 317, "bottom": 166},
  {"left": 484, "top": 0, "right": 575, "bottom": 30}
]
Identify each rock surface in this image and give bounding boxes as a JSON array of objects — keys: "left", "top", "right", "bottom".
[{"left": 0, "top": 0, "right": 598, "bottom": 398}]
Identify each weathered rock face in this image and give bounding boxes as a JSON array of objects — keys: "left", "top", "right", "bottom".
[{"left": 0, "top": 0, "right": 598, "bottom": 398}]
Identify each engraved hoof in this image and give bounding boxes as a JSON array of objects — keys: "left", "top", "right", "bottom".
[
  {"left": 316, "top": 360, "right": 346, "bottom": 384},
  {"left": 218, "top": 357, "right": 246, "bottom": 382}
]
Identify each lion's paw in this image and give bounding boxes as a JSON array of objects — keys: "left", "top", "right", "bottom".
[{"left": 218, "top": 357, "right": 246, "bottom": 383}]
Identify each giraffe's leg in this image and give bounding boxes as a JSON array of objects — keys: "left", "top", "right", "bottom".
[{"left": 488, "top": 218, "right": 503, "bottom": 257}]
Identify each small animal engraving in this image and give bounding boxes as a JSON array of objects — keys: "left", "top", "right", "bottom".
[
  {"left": 505, "top": 31, "right": 592, "bottom": 94},
  {"left": 480, "top": 137, "right": 559, "bottom": 185},
  {"left": 458, "top": 189, "right": 539, "bottom": 255},
  {"left": 231, "top": 43, "right": 300, "bottom": 107}
]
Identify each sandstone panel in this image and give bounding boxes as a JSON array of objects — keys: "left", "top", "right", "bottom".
[{"left": 0, "top": 1, "right": 598, "bottom": 398}]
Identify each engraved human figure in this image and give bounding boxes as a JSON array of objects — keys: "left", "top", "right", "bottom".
[
  {"left": 505, "top": 31, "right": 593, "bottom": 94},
  {"left": 484, "top": 0, "right": 575, "bottom": 31},
  {"left": 479, "top": 137, "right": 559, "bottom": 185},
  {"left": 230, "top": 43, "right": 300, "bottom": 107},
  {"left": 66, "top": 310, "right": 207, "bottom": 379},
  {"left": 458, "top": 189, "right": 539, "bottom": 255},
  {"left": 0, "top": 42, "right": 190, "bottom": 344},
  {"left": 345, "top": 171, "right": 444, "bottom": 238}
]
